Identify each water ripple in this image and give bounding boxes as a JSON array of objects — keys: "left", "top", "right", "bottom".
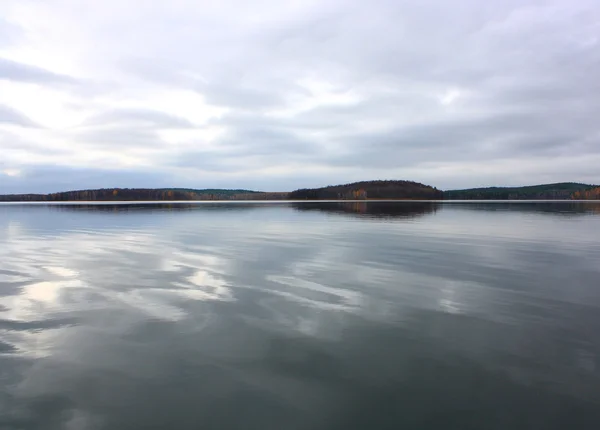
[{"left": 1, "top": 202, "right": 600, "bottom": 429}]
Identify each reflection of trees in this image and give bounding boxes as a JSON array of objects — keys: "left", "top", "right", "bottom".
[
  {"left": 445, "top": 202, "right": 600, "bottom": 217},
  {"left": 48, "top": 203, "right": 196, "bottom": 212},
  {"left": 42, "top": 203, "right": 284, "bottom": 213},
  {"left": 292, "top": 201, "right": 600, "bottom": 219},
  {"left": 292, "top": 202, "right": 440, "bottom": 219}
]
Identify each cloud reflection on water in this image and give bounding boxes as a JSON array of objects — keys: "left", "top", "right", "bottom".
[{"left": 0, "top": 202, "right": 600, "bottom": 429}]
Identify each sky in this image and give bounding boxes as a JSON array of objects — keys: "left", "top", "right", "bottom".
[{"left": 0, "top": 0, "right": 599, "bottom": 193}]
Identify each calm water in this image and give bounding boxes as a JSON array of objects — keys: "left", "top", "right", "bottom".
[{"left": 1, "top": 201, "right": 600, "bottom": 430}]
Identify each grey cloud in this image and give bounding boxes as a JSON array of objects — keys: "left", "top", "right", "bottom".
[
  {"left": 0, "top": 162, "right": 315, "bottom": 193},
  {"left": 0, "top": 105, "right": 39, "bottom": 127},
  {"left": 162, "top": 146, "right": 239, "bottom": 172},
  {"left": 168, "top": 136, "right": 317, "bottom": 172},
  {"left": 82, "top": 108, "right": 196, "bottom": 128},
  {"left": 165, "top": 112, "right": 325, "bottom": 170},
  {"left": 208, "top": 0, "right": 599, "bottom": 183},
  {"left": 0, "top": 18, "right": 21, "bottom": 48},
  {"left": 119, "top": 56, "right": 198, "bottom": 88},
  {"left": 0, "top": 166, "right": 175, "bottom": 195},
  {"left": 69, "top": 109, "right": 201, "bottom": 152},
  {"left": 0, "top": 57, "right": 77, "bottom": 84},
  {"left": 196, "top": 82, "right": 286, "bottom": 110},
  {"left": 0, "top": 130, "right": 66, "bottom": 156},
  {"left": 163, "top": 121, "right": 323, "bottom": 176},
  {"left": 216, "top": 121, "right": 320, "bottom": 156},
  {"left": 120, "top": 58, "right": 308, "bottom": 111},
  {"left": 326, "top": 113, "right": 583, "bottom": 169},
  {"left": 72, "top": 126, "right": 165, "bottom": 149}
]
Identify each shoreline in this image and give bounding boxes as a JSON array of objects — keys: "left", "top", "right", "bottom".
[{"left": 1, "top": 199, "right": 599, "bottom": 205}]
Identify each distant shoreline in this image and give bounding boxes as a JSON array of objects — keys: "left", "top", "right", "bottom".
[
  {"left": 1, "top": 180, "right": 599, "bottom": 202},
  {"left": 2, "top": 200, "right": 599, "bottom": 205}
]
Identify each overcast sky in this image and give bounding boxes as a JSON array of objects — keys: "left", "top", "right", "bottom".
[{"left": 0, "top": 0, "right": 599, "bottom": 193}]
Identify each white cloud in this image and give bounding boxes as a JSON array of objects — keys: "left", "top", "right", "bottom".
[
  {"left": 439, "top": 88, "right": 462, "bottom": 106},
  {"left": 2, "top": 168, "right": 21, "bottom": 177}
]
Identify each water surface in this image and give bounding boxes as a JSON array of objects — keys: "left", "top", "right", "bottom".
[{"left": 1, "top": 201, "right": 600, "bottom": 429}]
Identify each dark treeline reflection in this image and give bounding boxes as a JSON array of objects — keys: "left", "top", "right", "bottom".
[
  {"left": 3, "top": 201, "right": 598, "bottom": 218},
  {"left": 291, "top": 201, "right": 440, "bottom": 219},
  {"left": 445, "top": 202, "right": 600, "bottom": 217},
  {"left": 2, "top": 201, "right": 442, "bottom": 219},
  {"left": 38, "top": 202, "right": 286, "bottom": 213},
  {"left": 50, "top": 203, "right": 197, "bottom": 212}
]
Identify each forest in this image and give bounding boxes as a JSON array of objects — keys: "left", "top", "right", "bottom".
[
  {"left": 1, "top": 181, "right": 599, "bottom": 202},
  {"left": 443, "top": 183, "right": 595, "bottom": 200},
  {"left": 0, "top": 188, "right": 286, "bottom": 202},
  {"left": 572, "top": 187, "right": 600, "bottom": 200},
  {"left": 288, "top": 180, "right": 443, "bottom": 200}
]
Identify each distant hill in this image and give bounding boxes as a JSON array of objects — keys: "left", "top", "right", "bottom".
[
  {"left": 288, "top": 180, "right": 443, "bottom": 200},
  {"left": 0, "top": 188, "right": 278, "bottom": 202},
  {"left": 443, "top": 183, "right": 596, "bottom": 200}
]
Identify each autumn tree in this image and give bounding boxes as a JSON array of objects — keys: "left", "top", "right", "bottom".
[{"left": 572, "top": 187, "right": 600, "bottom": 200}]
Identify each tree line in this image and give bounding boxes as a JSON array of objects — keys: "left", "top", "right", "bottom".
[
  {"left": 572, "top": 187, "right": 600, "bottom": 200},
  {"left": 444, "top": 183, "right": 596, "bottom": 200},
  {"left": 0, "top": 188, "right": 287, "bottom": 202},
  {"left": 288, "top": 180, "right": 443, "bottom": 200},
  {"left": 2, "top": 181, "right": 598, "bottom": 202}
]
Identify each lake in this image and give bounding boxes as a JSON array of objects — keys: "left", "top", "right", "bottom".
[{"left": 1, "top": 201, "right": 600, "bottom": 429}]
